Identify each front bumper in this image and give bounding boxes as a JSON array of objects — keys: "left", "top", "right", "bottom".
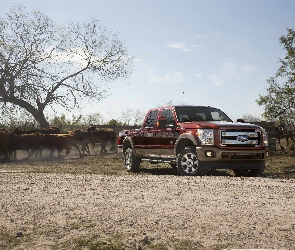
[{"left": 195, "top": 146, "right": 267, "bottom": 169}]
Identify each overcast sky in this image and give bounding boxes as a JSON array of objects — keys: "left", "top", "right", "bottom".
[{"left": 1, "top": 0, "right": 295, "bottom": 122}]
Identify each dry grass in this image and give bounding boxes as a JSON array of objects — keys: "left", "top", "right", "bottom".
[{"left": 0, "top": 147, "right": 294, "bottom": 179}]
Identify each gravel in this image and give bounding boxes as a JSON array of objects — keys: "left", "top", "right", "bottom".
[{"left": 0, "top": 173, "right": 294, "bottom": 249}]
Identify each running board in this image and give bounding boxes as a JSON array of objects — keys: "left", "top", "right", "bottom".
[{"left": 141, "top": 157, "right": 176, "bottom": 164}]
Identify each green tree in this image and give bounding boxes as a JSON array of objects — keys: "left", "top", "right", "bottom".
[
  {"left": 80, "top": 112, "right": 106, "bottom": 127},
  {"left": 0, "top": 5, "right": 133, "bottom": 128},
  {"left": 107, "top": 119, "right": 124, "bottom": 126},
  {"left": 257, "top": 28, "right": 295, "bottom": 132},
  {"left": 49, "top": 114, "right": 83, "bottom": 131}
]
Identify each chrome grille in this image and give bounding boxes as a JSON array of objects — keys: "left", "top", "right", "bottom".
[{"left": 220, "top": 129, "right": 261, "bottom": 147}]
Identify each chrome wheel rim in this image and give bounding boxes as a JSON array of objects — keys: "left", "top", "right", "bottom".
[
  {"left": 125, "top": 149, "right": 132, "bottom": 170},
  {"left": 180, "top": 152, "right": 198, "bottom": 174}
]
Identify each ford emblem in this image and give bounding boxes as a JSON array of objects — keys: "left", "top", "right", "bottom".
[{"left": 237, "top": 135, "right": 248, "bottom": 142}]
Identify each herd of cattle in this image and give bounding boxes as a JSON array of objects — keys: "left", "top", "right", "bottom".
[{"left": 0, "top": 126, "right": 117, "bottom": 161}]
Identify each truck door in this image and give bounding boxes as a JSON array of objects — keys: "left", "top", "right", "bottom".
[
  {"left": 138, "top": 109, "right": 159, "bottom": 155},
  {"left": 152, "top": 108, "right": 178, "bottom": 156}
]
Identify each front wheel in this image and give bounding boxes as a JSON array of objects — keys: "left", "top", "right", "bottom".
[
  {"left": 177, "top": 147, "right": 202, "bottom": 176},
  {"left": 170, "top": 163, "right": 177, "bottom": 170},
  {"left": 124, "top": 148, "right": 140, "bottom": 172}
]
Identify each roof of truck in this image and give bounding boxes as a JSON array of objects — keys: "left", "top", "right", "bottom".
[{"left": 157, "top": 105, "right": 219, "bottom": 110}]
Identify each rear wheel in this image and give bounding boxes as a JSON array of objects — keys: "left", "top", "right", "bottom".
[
  {"left": 124, "top": 148, "right": 140, "bottom": 172},
  {"left": 177, "top": 147, "right": 202, "bottom": 176}
]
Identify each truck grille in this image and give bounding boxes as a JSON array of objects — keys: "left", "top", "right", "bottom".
[{"left": 220, "top": 129, "right": 261, "bottom": 147}]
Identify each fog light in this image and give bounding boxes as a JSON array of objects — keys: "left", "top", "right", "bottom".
[{"left": 205, "top": 150, "right": 215, "bottom": 158}]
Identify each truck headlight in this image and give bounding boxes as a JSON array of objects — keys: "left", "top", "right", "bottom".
[
  {"left": 197, "top": 129, "right": 214, "bottom": 145},
  {"left": 263, "top": 130, "right": 268, "bottom": 146}
]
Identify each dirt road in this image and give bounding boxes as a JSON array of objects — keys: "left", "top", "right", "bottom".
[{"left": 0, "top": 173, "right": 294, "bottom": 249}]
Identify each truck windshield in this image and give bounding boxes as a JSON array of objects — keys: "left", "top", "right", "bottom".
[{"left": 175, "top": 106, "right": 233, "bottom": 122}]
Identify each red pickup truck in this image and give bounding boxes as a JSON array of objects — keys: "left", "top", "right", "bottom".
[{"left": 118, "top": 105, "right": 268, "bottom": 176}]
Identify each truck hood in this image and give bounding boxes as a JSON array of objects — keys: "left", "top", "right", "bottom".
[{"left": 179, "top": 121, "right": 263, "bottom": 130}]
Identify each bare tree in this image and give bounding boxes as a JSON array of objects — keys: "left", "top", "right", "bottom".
[
  {"left": 241, "top": 114, "right": 263, "bottom": 122},
  {"left": 0, "top": 104, "right": 39, "bottom": 131},
  {"left": 0, "top": 5, "right": 133, "bottom": 128},
  {"left": 119, "top": 108, "right": 145, "bottom": 126}
]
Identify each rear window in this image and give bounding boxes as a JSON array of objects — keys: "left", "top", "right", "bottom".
[{"left": 144, "top": 110, "right": 159, "bottom": 127}]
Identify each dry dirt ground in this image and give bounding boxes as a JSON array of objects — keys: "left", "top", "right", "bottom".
[
  {"left": 0, "top": 147, "right": 295, "bottom": 250},
  {"left": 1, "top": 172, "right": 295, "bottom": 249}
]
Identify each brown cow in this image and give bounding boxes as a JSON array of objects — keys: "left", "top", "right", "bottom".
[
  {"left": 0, "top": 129, "right": 10, "bottom": 160},
  {"left": 87, "top": 125, "right": 97, "bottom": 132},
  {"left": 104, "top": 129, "right": 116, "bottom": 152},
  {"left": 71, "top": 130, "right": 94, "bottom": 155},
  {"left": 88, "top": 129, "right": 108, "bottom": 154},
  {"left": 35, "top": 133, "right": 82, "bottom": 158},
  {"left": 9, "top": 133, "right": 41, "bottom": 159},
  {"left": 71, "top": 129, "right": 110, "bottom": 155},
  {"left": 13, "top": 127, "right": 60, "bottom": 135},
  {"left": 91, "top": 129, "right": 117, "bottom": 153},
  {"left": 84, "top": 126, "right": 116, "bottom": 153},
  {"left": 89, "top": 129, "right": 116, "bottom": 153},
  {"left": 40, "top": 127, "right": 61, "bottom": 134}
]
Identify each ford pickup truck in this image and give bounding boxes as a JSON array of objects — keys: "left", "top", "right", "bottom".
[{"left": 118, "top": 105, "right": 268, "bottom": 176}]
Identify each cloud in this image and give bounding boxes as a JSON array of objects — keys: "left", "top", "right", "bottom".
[
  {"left": 192, "top": 44, "right": 203, "bottom": 49},
  {"left": 167, "top": 42, "right": 191, "bottom": 52},
  {"left": 210, "top": 76, "right": 223, "bottom": 86},
  {"left": 209, "top": 61, "right": 240, "bottom": 86},
  {"left": 133, "top": 58, "right": 142, "bottom": 63},
  {"left": 150, "top": 72, "right": 184, "bottom": 83},
  {"left": 242, "top": 64, "right": 257, "bottom": 72},
  {"left": 193, "top": 35, "right": 206, "bottom": 49}
]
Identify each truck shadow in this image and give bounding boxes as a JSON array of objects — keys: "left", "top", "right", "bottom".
[
  {"left": 139, "top": 165, "right": 233, "bottom": 177},
  {"left": 139, "top": 166, "right": 177, "bottom": 175}
]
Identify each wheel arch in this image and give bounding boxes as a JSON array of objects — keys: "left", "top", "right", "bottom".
[
  {"left": 175, "top": 133, "right": 199, "bottom": 156},
  {"left": 122, "top": 137, "right": 134, "bottom": 153}
]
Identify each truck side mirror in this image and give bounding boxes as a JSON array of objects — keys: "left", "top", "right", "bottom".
[
  {"left": 157, "top": 116, "right": 167, "bottom": 128},
  {"left": 167, "top": 121, "right": 176, "bottom": 129}
]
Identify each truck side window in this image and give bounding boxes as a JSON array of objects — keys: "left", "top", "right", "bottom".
[
  {"left": 144, "top": 110, "right": 159, "bottom": 128},
  {"left": 211, "top": 111, "right": 222, "bottom": 121},
  {"left": 196, "top": 113, "right": 206, "bottom": 121},
  {"left": 160, "top": 109, "right": 175, "bottom": 126}
]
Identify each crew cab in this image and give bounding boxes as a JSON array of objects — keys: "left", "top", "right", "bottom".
[{"left": 118, "top": 106, "right": 268, "bottom": 176}]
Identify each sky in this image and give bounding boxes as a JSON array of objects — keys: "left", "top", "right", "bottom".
[{"left": 1, "top": 0, "right": 295, "bottom": 123}]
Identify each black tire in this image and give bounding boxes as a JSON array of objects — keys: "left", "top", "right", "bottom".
[
  {"left": 124, "top": 148, "right": 140, "bottom": 172},
  {"left": 177, "top": 147, "right": 202, "bottom": 176},
  {"left": 170, "top": 163, "right": 177, "bottom": 170},
  {"left": 233, "top": 168, "right": 264, "bottom": 177}
]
